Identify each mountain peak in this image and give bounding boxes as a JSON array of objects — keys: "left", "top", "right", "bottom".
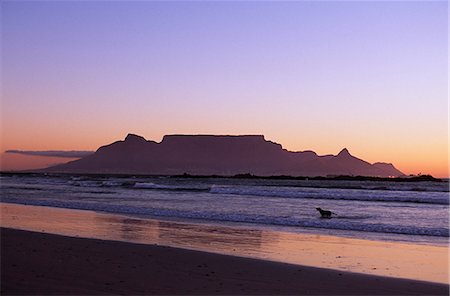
[
  {"left": 124, "top": 133, "right": 147, "bottom": 142},
  {"left": 373, "top": 162, "right": 394, "bottom": 167},
  {"left": 337, "top": 148, "right": 351, "bottom": 157},
  {"left": 46, "top": 134, "right": 404, "bottom": 177}
]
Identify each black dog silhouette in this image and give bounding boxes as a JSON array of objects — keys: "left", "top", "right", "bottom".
[{"left": 316, "top": 207, "right": 334, "bottom": 218}]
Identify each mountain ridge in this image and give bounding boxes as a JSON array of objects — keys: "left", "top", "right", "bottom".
[{"left": 46, "top": 134, "right": 404, "bottom": 177}]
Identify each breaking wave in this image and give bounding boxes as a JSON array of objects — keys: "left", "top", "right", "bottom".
[
  {"left": 3, "top": 198, "right": 449, "bottom": 238},
  {"left": 134, "top": 182, "right": 210, "bottom": 191},
  {"left": 209, "top": 185, "right": 449, "bottom": 205}
]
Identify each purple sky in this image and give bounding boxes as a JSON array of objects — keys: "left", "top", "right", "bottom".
[{"left": 1, "top": 1, "right": 448, "bottom": 176}]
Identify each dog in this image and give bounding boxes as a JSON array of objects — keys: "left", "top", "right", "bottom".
[{"left": 316, "top": 207, "right": 334, "bottom": 218}]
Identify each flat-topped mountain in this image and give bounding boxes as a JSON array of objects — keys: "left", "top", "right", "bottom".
[{"left": 46, "top": 134, "right": 404, "bottom": 177}]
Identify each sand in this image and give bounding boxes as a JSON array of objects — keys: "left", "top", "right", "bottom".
[
  {"left": 2, "top": 203, "right": 448, "bottom": 284},
  {"left": 1, "top": 227, "right": 448, "bottom": 295}
]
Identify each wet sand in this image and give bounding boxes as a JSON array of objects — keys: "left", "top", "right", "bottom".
[
  {"left": 1, "top": 227, "right": 448, "bottom": 295},
  {"left": 1, "top": 203, "right": 448, "bottom": 285}
]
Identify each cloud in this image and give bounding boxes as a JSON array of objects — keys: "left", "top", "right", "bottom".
[{"left": 5, "top": 150, "right": 94, "bottom": 158}]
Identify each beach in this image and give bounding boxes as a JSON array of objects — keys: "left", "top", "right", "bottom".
[
  {"left": 2, "top": 227, "right": 448, "bottom": 295},
  {"left": 1, "top": 203, "right": 449, "bottom": 295},
  {"left": 3, "top": 0, "right": 448, "bottom": 294}
]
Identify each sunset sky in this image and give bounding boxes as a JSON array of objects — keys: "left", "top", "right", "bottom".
[{"left": 1, "top": 1, "right": 448, "bottom": 177}]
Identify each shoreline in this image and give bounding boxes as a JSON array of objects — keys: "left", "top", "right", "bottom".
[
  {"left": 1, "top": 202, "right": 448, "bottom": 285},
  {"left": 2, "top": 227, "right": 448, "bottom": 295},
  {"left": 1, "top": 170, "right": 446, "bottom": 182}
]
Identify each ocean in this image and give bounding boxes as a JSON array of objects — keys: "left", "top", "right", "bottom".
[{"left": 1, "top": 173, "right": 448, "bottom": 246}]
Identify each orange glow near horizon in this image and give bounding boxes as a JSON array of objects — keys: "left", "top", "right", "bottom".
[
  {"left": 2, "top": 1, "right": 447, "bottom": 178},
  {"left": 1, "top": 129, "right": 448, "bottom": 178}
]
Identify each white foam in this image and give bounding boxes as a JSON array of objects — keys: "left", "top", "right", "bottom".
[{"left": 209, "top": 185, "right": 449, "bottom": 205}]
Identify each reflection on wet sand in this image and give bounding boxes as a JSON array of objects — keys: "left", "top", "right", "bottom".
[
  {"left": 94, "top": 215, "right": 270, "bottom": 255},
  {"left": 1, "top": 203, "right": 448, "bottom": 284},
  {"left": 96, "top": 216, "right": 150, "bottom": 241},
  {"left": 95, "top": 216, "right": 160, "bottom": 243},
  {"left": 119, "top": 219, "right": 146, "bottom": 241},
  {"left": 157, "top": 221, "right": 266, "bottom": 253}
]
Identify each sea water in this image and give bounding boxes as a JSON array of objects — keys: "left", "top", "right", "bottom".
[{"left": 1, "top": 173, "right": 448, "bottom": 246}]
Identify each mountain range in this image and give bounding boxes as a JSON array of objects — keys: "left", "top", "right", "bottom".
[{"left": 46, "top": 134, "right": 404, "bottom": 177}]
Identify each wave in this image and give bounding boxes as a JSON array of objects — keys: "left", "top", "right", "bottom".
[
  {"left": 349, "top": 186, "right": 447, "bottom": 193},
  {"left": 209, "top": 185, "right": 449, "bottom": 205},
  {"left": 133, "top": 182, "right": 210, "bottom": 192},
  {"left": 69, "top": 180, "right": 103, "bottom": 187},
  {"left": 3, "top": 199, "right": 449, "bottom": 238},
  {"left": 51, "top": 181, "right": 450, "bottom": 205},
  {"left": 4, "top": 174, "right": 449, "bottom": 205},
  {"left": 67, "top": 180, "right": 133, "bottom": 188}
]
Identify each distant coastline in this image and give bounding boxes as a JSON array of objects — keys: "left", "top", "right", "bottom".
[
  {"left": 0, "top": 171, "right": 444, "bottom": 183},
  {"left": 42, "top": 134, "right": 405, "bottom": 177}
]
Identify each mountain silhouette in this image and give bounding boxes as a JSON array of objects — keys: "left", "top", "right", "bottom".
[{"left": 46, "top": 134, "right": 404, "bottom": 177}]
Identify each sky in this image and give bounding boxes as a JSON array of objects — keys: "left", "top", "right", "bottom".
[{"left": 1, "top": 1, "right": 448, "bottom": 177}]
